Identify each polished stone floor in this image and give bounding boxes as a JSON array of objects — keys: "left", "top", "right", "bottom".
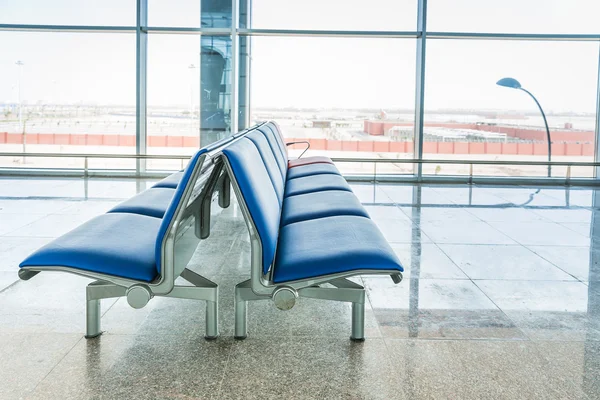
[{"left": 1, "top": 177, "right": 600, "bottom": 399}]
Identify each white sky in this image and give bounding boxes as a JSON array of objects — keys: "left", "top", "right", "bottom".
[{"left": 0, "top": 0, "right": 599, "bottom": 113}]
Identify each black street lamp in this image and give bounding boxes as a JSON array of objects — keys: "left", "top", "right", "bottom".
[{"left": 497, "top": 77, "right": 552, "bottom": 177}]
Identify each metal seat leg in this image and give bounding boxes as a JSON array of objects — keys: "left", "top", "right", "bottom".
[
  {"left": 234, "top": 297, "right": 248, "bottom": 340},
  {"left": 85, "top": 297, "right": 102, "bottom": 338},
  {"left": 351, "top": 302, "right": 365, "bottom": 342},
  {"left": 205, "top": 300, "right": 219, "bottom": 340}
]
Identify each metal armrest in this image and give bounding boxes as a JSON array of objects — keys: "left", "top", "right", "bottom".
[{"left": 286, "top": 140, "right": 310, "bottom": 159}]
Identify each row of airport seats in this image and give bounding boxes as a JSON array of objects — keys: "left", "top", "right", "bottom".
[{"left": 18, "top": 121, "right": 403, "bottom": 341}]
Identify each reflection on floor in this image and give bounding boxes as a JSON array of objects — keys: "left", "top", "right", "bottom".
[{"left": 1, "top": 177, "right": 600, "bottom": 399}]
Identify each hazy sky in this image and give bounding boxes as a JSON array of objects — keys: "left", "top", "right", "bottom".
[{"left": 0, "top": 0, "right": 599, "bottom": 113}]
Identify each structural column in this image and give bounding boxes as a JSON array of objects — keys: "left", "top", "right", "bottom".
[
  {"left": 238, "top": 0, "right": 251, "bottom": 130},
  {"left": 595, "top": 44, "right": 600, "bottom": 178},
  {"left": 413, "top": 0, "right": 427, "bottom": 178},
  {"left": 136, "top": 0, "right": 148, "bottom": 174}
]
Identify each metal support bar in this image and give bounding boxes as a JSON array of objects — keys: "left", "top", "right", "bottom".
[
  {"left": 298, "top": 286, "right": 365, "bottom": 303},
  {"left": 413, "top": 0, "right": 428, "bottom": 179},
  {"left": 136, "top": 0, "right": 148, "bottom": 175},
  {"left": 218, "top": 174, "right": 231, "bottom": 208},
  {"left": 17, "top": 269, "right": 39, "bottom": 281},
  {"left": 87, "top": 281, "right": 127, "bottom": 300}
]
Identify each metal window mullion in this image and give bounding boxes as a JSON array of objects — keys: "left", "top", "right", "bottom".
[
  {"left": 136, "top": 0, "right": 148, "bottom": 174},
  {"left": 230, "top": 0, "right": 239, "bottom": 135},
  {"left": 595, "top": 42, "right": 600, "bottom": 178},
  {"left": 413, "top": 0, "right": 427, "bottom": 179}
]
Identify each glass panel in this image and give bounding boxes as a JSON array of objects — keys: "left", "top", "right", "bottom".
[
  {"left": 252, "top": 0, "right": 416, "bottom": 31},
  {"left": 148, "top": 0, "right": 232, "bottom": 28},
  {"left": 147, "top": 34, "right": 233, "bottom": 156},
  {"left": 251, "top": 36, "right": 416, "bottom": 178},
  {"left": 423, "top": 39, "right": 599, "bottom": 178},
  {"left": 428, "top": 0, "right": 600, "bottom": 34},
  {"left": 0, "top": 0, "right": 135, "bottom": 26},
  {"left": 0, "top": 32, "right": 136, "bottom": 170}
]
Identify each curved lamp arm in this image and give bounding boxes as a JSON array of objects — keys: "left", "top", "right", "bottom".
[{"left": 519, "top": 88, "right": 552, "bottom": 177}]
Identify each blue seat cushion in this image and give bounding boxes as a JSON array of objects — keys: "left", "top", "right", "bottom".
[
  {"left": 153, "top": 172, "right": 183, "bottom": 189},
  {"left": 20, "top": 213, "right": 161, "bottom": 282},
  {"left": 286, "top": 163, "right": 340, "bottom": 180},
  {"left": 281, "top": 190, "right": 369, "bottom": 226},
  {"left": 284, "top": 174, "right": 351, "bottom": 197},
  {"left": 108, "top": 188, "right": 175, "bottom": 219},
  {"left": 273, "top": 216, "right": 403, "bottom": 283}
]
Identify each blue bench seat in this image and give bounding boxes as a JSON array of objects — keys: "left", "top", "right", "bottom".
[
  {"left": 109, "top": 187, "right": 175, "bottom": 219},
  {"left": 20, "top": 213, "right": 161, "bottom": 282},
  {"left": 280, "top": 190, "right": 369, "bottom": 226},
  {"left": 284, "top": 173, "right": 351, "bottom": 197},
  {"left": 273, "top": 215, "right": 402, "bottom": 283},
  {"left": 286, "top": 163, "right": 339, "bottom": 180},
  {"left": 153, "top": 171, "right": 183, "bottom": 189}
]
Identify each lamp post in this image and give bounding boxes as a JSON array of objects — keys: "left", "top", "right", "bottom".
[
  {"left": 15, "top": 60, "right": 26, "bottom": 160},
  {"left": 497, "top": 77, "right": 552, "bottom": 177},
  {"left": 15, "top": 60, "right": 24, "bottom": 131}
]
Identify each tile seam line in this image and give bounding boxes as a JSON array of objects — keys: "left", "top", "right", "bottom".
[
  {"left": 28, "top": 335, "right": 86, "bottom": 398},
  {"left": 435, "top": 243, "right": 534, "bottom": 342}
]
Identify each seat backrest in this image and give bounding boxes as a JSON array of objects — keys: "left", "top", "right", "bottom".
[
  {"left": 265, "top": 121, "right": 288, "bottom": 157},
  {"left": 258, "top": 126, "right": 288, "bottom": 179},
  {"left": 154, "top": 148, "right": 207, "bottom": 275},
  {"left": 222, "top": 137, "right": 281, "bottom": 276},
  {"left": 153, "top": 129, "right": 250, "bottom": 276},
  {"left": 245, "top": 130, "right": 285, "bottom": 203}
]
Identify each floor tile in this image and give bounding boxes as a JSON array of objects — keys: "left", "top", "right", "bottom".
[
  {"left": 420, "top": 220, "right": 516, "bottom": 245},
  {"left": 0, "top": 213, "right": 47, "bottom": 236},
  {"left": 364, "top": 204, "right": 411, "bottom": 222},
  {"left": 0, "top": 237, "right": 54, "bottom": 272},
  {"left": 535, "top": 341, "right": 600, "bottom": 399},
  {"left": 464, "top": 206, "right": 548, "bottom": 222},
  {"left": 0, "top": 271, "right": 17, "bottom": 292},
  {"left": 439, "top": 244, "right": 576, "bottom": 280},
  {"left": 488, "top": 221, "right": 590, "bottom": 246},
  {"left": 391, "top": 243, "right": 468, "bottom": 279},
  {"left": 8, "top": 213, "right": 97, "bottom": 238},
  {"left": 531, "top": 208, "right": 592, "bottom": 223},
  {"left": 29, "top": 334, "right": 232, "bottom": 400},
  {"left": 349, "top": 183, "right": 394, "bottom": 204},
  {"left": 0, "top": 332, "right": 82, "bottom": 400},
  {"left": 529, "top": 245, "right": 600, "bottom": 282},
  {"left": 365, "top": 278, "right": 498, "bottom": 311},
  {"left": 400, "top": 206, "right": 481, "bottom": 223},
  {"left": 219, "top": 337, "right": 403, "bottom": 400},
  {"left": 476, "top": 280, "right": 590, "bottom": 312},
  {"left": 385, "top": 339, "right": 587, "bottom": 399},
  {"left": 0, "top": 273, "right": 117, "bottom": 335},
  {"left": 371, "top": 217, "right": 431, "bottom": 243}
]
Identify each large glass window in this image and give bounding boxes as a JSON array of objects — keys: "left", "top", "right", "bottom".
[
  {"left": 0, "top": 32, "right": 136, "bottom": 170},
  {"left": 250, "top": 36, "right": 416, "bottom": 176},
  {"left": 427, "top": 0, "right": 600, "bottom": 34},
  {"left": 148, "top": 0, "right": 232, "bottom": 28},
  {"left": 423, "top": 40, "right": 599, "bottom": 178},
  {"left": 252, "top": 0, "right": 416, "bottom": 31},
  {"left": 0, "top": 0, "right": 135, "bottom": 26},
  {"left": 147, "top": 33, "right": 233, "bottom": 159}
]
